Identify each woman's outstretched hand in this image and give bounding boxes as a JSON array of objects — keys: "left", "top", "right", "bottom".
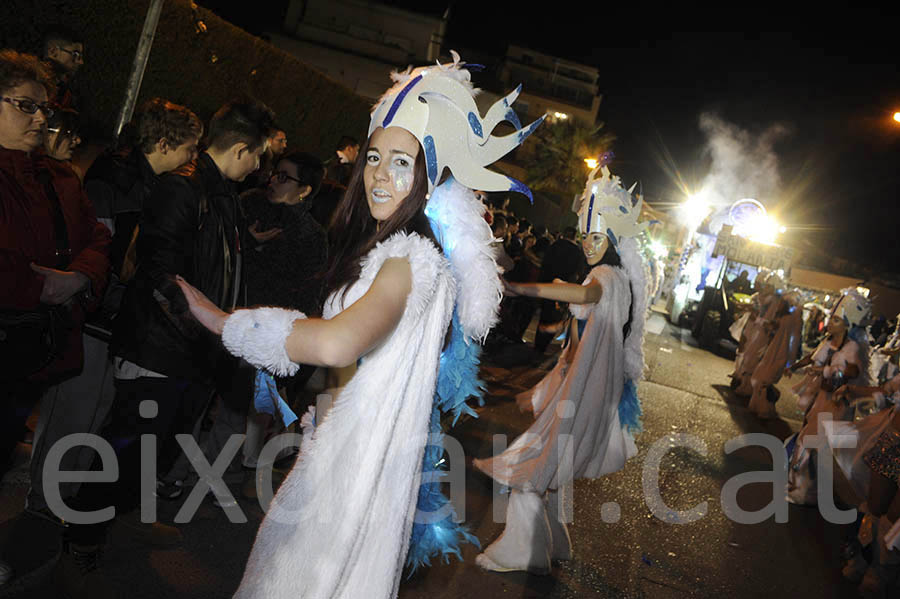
[{"left": 175, "top": 275, "right": 228, "bottom": 335}]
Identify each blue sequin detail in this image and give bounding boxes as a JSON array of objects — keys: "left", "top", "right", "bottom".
[
  {"left": 423, "top": 136, "right": 438, "bottom": 184},
  {"left": 383, "top": 74, "right": 423, "bottom": 128},
  {"left": 587, "top": 193, "right": 595, "bottom": 231},
  {"left": 577, "top": 318, "right": 587, "bottom": 338},
  {"left": 508, "top": 177, "right": 533, "bottom": 203},
  {"left": 517, "top": 116, "right": 543, "bottom": 143},
  {"left": 468, "top": 112, "right": 483, "bottom": 138},
  {"left": 505, "top": 108, "right": 522, "bottom": 129},
  {"left": 606, "top": 228, "right": 618, "bottom": 247},
  {"left": 619, "top": 205, "right": 629, "bottom": 214}
]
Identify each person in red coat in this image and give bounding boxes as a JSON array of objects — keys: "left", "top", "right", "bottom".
[{"left": 0, "top": 50, "right": 109, "bottom": 592}]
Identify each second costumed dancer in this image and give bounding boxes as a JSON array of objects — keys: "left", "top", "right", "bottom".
[
  {"left": 177, "top": 53, "right": 543, "bottom": 598},
  {"left": 473, "top": 165, "right": 649, "bottom": 573}
]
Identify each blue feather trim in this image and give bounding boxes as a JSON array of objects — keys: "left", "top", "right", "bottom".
[
  {"left": 254, "top": 369, "right": 298, "bottom": 427},
  {"left": 435, "top": 312, "right": 486, "bottom": 424},
  {"left": 618, "top": 379, "right": 642, "bottom": 433},
  {"left": 405, "top": 406, "right": 480, "bottom": 574},
  {"left": 406, "top": 310, "right": 484, "bottom": 573}
]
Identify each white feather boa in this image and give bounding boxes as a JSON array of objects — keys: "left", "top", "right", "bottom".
[
  {"left": 426, "top": 176, "right": 502, "bottom": 342},
  {"left": 618, "top": 237, "right": 648, "bottom": 382}
]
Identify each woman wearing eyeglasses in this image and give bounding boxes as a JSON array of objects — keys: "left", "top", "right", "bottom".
[
  {"left": 237, "top": 152, "right": 330, "bottom": 481},
  {"left": 0, "top": 49, "right": 110, "bottom": 593},
  {"left": 44, "top": 106, "right": 81, "bottom": 164},
  {"left": 241, "top": 151, "right": 328, "bottom": 316}
]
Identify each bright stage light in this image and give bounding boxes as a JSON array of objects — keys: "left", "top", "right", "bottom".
[
  {"left": 649, "top": 240, "right": 667, "bottom": 258},
  {"left": 745, "top": 214, "right": 780, "bottom": 245},
  {"left": 679, "top": 194, "right": 711, "bottom": 229},
  {"left": 584, "top": 157, "right": 598, "bottom": 169},
  {"left": 894, "top": 112, "right": 900, "bottom": 123}
]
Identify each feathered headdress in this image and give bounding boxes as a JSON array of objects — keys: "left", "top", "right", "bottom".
[
  {"left": 576, "top": 165, "right": 647, "bottom": 246},
  {"left": 368, "top": 51, "right": 543, "bottom": 200},
  {"left": 831, "top": 287, "right": 871, "bottom": 329}
]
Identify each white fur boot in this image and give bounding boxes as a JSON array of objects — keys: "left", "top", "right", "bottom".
[{"left": 476, "top": 489, "right": 552, "bottom": 574}]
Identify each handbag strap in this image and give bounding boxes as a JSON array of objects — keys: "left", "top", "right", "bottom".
[{"left": 35, "top": 167, "right": 72, "bottom": 269}]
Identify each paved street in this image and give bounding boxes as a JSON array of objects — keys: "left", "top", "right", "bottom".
[{"left": 0, "top": 313, "right": 881, "bottom": 598}]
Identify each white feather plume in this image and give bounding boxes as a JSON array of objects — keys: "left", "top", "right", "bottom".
[
  {"left": 426, "top": 176, "right": 502, "bottom": 342},
  {"left": 380, "top": 50, "right": 479, "bottom": 105}
]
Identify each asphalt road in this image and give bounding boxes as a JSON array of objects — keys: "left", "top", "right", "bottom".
[{"left": 0, "top": 313, "right": 884, "bottom": 598}]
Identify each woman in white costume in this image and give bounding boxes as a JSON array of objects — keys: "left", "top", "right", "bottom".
[
  {"left": 824, "top": 374, "right": 900, "bottom": 507},
  {"left": 823, "top": 378, "right": 900, "bottom": 592},
  {"left": 747, "top": 291, "right": 803, "bottom": 419},
  {"left": 730, "top": 275, "right": 783, "bottom": 397},
  {"left": 473, "top": 166, "right": 648, "bottom": 573},
  {"left": 786, "top": 288, "right": 871, "bottom": 505},
  {"left": 787, "top": 340, "right": 833, "bottom": 413},
  {"left": 177, "top": 54, "right": 542, "bottom": 599}
]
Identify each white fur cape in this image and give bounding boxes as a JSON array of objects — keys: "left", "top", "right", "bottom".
[{"left": 233, "top": 232, "right": 454, "bottom": 599}]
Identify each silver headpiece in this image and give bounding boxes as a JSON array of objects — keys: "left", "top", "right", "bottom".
[{"left": 368, "top": 51, "right": 543, "bottom": 199}]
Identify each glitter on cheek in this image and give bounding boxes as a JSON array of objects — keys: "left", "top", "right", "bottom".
[{"left": 388, "top": 161, "right": 414, "bottom": 194}]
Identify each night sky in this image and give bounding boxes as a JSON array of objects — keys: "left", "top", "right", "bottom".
[
  {"left": 440, "top": 22, "right": 900, "bottom": 273},
  {"left": 205, "top": 2, "right": 900, "bottom": 272}
]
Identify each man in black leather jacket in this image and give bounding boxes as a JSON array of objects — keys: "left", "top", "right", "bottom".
[
  {"left": 112, "top": 97, "right": 274, "bottom": 379},
  {"left": 65, "top": 98, "right": 275, "bottom": 568}
]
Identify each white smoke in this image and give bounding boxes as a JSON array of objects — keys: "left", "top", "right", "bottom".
[{"left": 697, "top": 113, "right": 789, "bottom": 233}]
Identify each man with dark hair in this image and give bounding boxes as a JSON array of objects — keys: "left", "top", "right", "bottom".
[
  {"left": 327, "top": 134, "right": 359, "bottom": 186},
  {"left": 66, "top": 97, "right": 275, "bottom": 561},
  {"left": 268, "top": 129, "right": 287, "bottom": 157},
  {"left": 42, "top": 25, "right": 83, "bottom": 110},
  {"left": 335, "top": 135, "right": 358, "bottom": 164},
  {"left": 518, "top": 217, "right": 532, "bottom": 237},
  {"left": 240, "top": 127, "right": 288, "bottom": 191},
  {"left": 534, "top": 226, "right": 587, "bottom": 353},
  {"left": 505, "top": 216, "right": 522, "bottom": 258}
]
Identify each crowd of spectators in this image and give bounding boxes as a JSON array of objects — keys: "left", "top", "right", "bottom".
[
  {"left": 482, "top": 195, "right": 587, "bottom": 353},
  {"left": 0, "top": 30, "right": 357, "bottom": 597}
]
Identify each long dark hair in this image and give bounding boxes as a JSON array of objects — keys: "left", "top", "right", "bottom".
[
  {"left": 594, "top": 242, "right": 634, "bottom": 340},
  {"left": 323, "top": 134, "right": 439, "bottom": 304}
]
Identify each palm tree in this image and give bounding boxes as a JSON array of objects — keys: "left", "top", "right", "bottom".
[{"left": 524, "top": 118, "right": 615, "bottom": 227}]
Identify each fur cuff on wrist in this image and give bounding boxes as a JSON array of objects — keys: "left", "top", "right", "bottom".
[{"left": 222, "top": 308, "right": 307, "bottom": 376}]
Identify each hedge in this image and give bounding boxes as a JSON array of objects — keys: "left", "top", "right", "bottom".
[{"left": 0, "top": 0, "right": 371, "bottom": 160}]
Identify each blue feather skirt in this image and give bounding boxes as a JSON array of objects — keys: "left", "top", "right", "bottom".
[{"left": 405, "top": 311, "right": 483, "bottom": 573}]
